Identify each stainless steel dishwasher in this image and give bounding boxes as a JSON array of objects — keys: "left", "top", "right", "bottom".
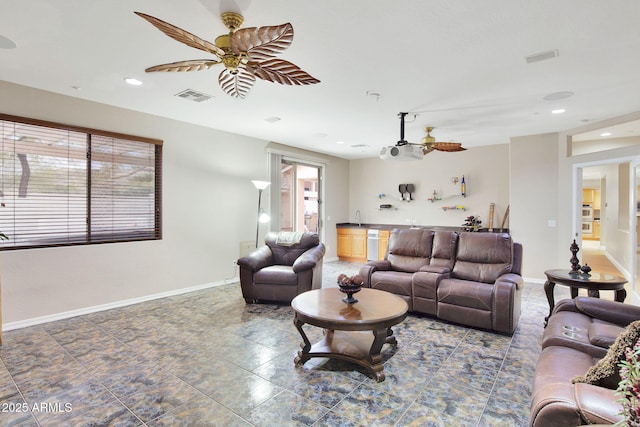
[{"left": 367, "top": 229, "right": 379, "bottom": 261}]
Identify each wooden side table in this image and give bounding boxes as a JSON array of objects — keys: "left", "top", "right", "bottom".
[
  {"left": 291, "top": 287, "right": 408, "bottom": 382},
  {"left": 543, "top": 268, "right": 627, "bottom": 326}
]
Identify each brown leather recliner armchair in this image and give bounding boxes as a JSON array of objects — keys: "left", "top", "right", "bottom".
[{"left": 237, "top": 232, "right": 325, "bottom": 304}]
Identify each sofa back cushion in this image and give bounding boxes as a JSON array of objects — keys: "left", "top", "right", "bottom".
[
  {"left": 387, "top": 228, "right": 434, "bottom": 272},
  {"left": 452, "top": 232, "right": 513, "bottom": 283},
  {"left": 265, "top": 232, "right": 320, "bottom": 266},
  {"left": 430, "top": 231, "right": 458, "bottom": 269}
]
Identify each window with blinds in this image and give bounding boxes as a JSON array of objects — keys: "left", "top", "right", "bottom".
[{"left": 0, "top": 114, "right": 162, "bottom": 249}]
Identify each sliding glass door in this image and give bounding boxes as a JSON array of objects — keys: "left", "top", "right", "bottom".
[{"left": 280, "top": 160, "right": 320, "bottom": 234}]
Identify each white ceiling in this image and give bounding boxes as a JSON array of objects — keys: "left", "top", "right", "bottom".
[{"left": 2, "top": 0, "right": 640, "bottom": 160}]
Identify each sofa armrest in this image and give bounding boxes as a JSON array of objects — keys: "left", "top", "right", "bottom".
[
  {"left": 574, "top": 296, "right": 640, "bottom": 327},
  {"left": 237, "top": 246, "right": 274, "bottom": 272},
  {"left": 495, "top": 273, "right": 524, "bottom": 290},
  {"left": 292, "top": 243, "right": 326, "bottom": 273},
  {"left": 418, "top": 265, "right": 451, "bottom": 274},
  {"left": 574, "top": 383, "right": 623, "bottom": 425},
  {"left": 359, "top": 260, "right": 391, "bottom": 288}
]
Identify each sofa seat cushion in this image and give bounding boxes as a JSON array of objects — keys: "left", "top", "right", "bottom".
[
  {"left": 254, "top": 265, "right": 298, "bottom": 286},
  {"left": 370, "top": 271, "right": 412, "bottom": 297},
  {"left": 437, "top": 278, "right": 493, "bottom": 310}
]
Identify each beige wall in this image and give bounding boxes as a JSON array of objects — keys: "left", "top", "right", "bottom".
[
  {"left": 349, "top": 144, "right": 510, "bottom": 229},
  {"left": 509, "top": 133, "right": 560, "bottom": 279},
  {"left": 1, "top": 80, "right": 638, "bottom": 325},
  {"left": 0, "top": 81, "right": 349, "bottom": 325}
]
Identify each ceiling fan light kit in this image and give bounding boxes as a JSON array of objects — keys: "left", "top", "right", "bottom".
[{"left": 134, "top": 11, "right": 320, "bottom": 98}]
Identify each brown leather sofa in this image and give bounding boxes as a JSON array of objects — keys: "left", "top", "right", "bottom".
[
  {"left": 359, "top": 228, "right": 523, "bottom": 334},
  {"left": 530, "top": 296, "right": 640, "bottom": 427},
  {"left": 237, "top": 232, "right": 325, "bottom": 304}
]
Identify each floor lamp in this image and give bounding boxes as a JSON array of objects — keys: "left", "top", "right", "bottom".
[{"left": 252, "top": 180, "right": 271, "bottom": 247}]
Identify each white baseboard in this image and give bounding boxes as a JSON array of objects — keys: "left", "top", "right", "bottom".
[{"left": 3, "top": 278, "right": 240, "bottom": 332}]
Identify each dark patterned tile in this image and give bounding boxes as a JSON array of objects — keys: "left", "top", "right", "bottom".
[{"left": 0, "top": 261, "right": 550, "bottom": 426}]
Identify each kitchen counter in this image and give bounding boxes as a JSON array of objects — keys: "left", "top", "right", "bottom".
[{"left": 336, "top": 223, "right": 509, "bottom": 233}]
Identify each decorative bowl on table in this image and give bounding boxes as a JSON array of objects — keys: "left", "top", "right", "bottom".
[{"left": 337, "top": 274, "right": 364, "bottom": 304}]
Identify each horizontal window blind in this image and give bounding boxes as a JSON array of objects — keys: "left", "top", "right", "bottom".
[{"left": 0, "top": 114, "right": 162, "bottom": 249}]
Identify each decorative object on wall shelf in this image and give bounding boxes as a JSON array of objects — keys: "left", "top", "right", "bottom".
[
  {"left": 398, "top": 183, "right": 414, "bottom": 201},
  {"left": 427, "top": 189, "right": 441, "bottom": 202},
  {"left": 379, "top": 204, "right": 396, "bottom": 210},
  {"left": 452, "top": 177, "right": 459, "bottom": 185},
  {"left": 442, "top": 205, "right": 466, "bottom": 211},
  {"left": 378, "top": 193, "right": 386, "bottom": 199},
  {"left": 462, "top": 215, "right": 482, "bottom": 232},
  {"left": 461, "top": 175, "right": 466, "bottom": 197}
]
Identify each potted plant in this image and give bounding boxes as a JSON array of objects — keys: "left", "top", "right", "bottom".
[{"left": 614, "top": 337, "right": 640, "bottom": 426}]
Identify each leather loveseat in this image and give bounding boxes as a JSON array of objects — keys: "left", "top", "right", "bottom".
[
  {"left": 359, "top": 228, "right": 523, "bottom": 334},
  {"left": 530, "top": 296, "right": 640, "bottom": 427}
]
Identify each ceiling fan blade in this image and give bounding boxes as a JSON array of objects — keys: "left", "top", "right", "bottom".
[
  {"left": 135, "top": 12, "right": 225, "bottom": 58},
  {"left": 218, "top": 68, "right": 256, "bottom": 98},
  {"left": 422, "top": 146, "right": 436, "bottom": 155},
  {"left": 231, "top": 23, "right": 294, "bottom": 61},
  {"left": 250, "top": 59, "right": 320, "bottom": 85},
  {"left": 433, "top": 142, "right": 466, "bottom": 152},
  {"left": 145, "top": 59, "right": 221, "bottom": 72}
]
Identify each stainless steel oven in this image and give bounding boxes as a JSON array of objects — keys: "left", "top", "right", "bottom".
[
  {"left": 582, "top": 221, "right": 593, "bottom": 236},
  {"left": 581, "top": 204, "right": 593, "bottom": 221}
]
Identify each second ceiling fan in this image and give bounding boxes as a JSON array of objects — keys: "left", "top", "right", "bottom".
[{"left": 380, "top": 112, "right": 465, "bottom": 160}]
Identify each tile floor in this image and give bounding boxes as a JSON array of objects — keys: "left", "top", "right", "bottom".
[{"left": 0, "top": 261, "right": 570, "bottom": 427}]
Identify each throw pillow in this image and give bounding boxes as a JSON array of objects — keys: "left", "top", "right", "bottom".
[{"left": 572, "top": 320, "right": 640, "bottom": 389}]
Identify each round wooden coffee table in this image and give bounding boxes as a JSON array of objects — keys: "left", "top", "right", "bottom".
[
  {"left": 544, "top": 268, "right": 627, "bottom": 326},
  {"left": 291, "top": 287, "right": 408, "bottom": 382}
]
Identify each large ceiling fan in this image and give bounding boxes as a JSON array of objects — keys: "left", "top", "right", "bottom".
[
  {"left": 134, "top": 11, "right": 320, "bottom": 99},
  {"left": 380, "top": 113, "right": 466, "bottom": 160}
]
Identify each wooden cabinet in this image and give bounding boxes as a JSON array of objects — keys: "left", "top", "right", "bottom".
[
  {"left": 593, "top": 189, "right": 601, "bottom": 209},
  {"left": 583, "top": 188, "right": 601, "bottom": 208},
  {"left": 378, "top": 230, "right": 390, "bottom": 260},
  {"left": 337, "top": 228, "right": 367, "bottom": 262}
]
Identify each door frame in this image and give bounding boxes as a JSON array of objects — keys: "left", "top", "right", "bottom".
[{"left": 573, "top": 155, "right": 640, "bottom": 300}]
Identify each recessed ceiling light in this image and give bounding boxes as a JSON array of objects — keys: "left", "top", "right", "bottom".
[
  {"left": 600, "top": 132, "right": 612, "bottom": 137},
  {"left": 124, "top": 77, "right": 142, "bottom": 86},
  {"left": 71, "top": 85, "right": 82, "bottom": 91},
  {"left": 264, "top": 116, "right": 281, "bottom": 123},
  {"left": 336, "top": 141, "right": 345, "bottom": 145},
  {"left": 551, "top": 109, "right": 566, "bottom": 114}
]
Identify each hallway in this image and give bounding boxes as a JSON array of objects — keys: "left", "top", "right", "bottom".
[{"left": 581, "top": 240, "right": 632, "bottom": 302}]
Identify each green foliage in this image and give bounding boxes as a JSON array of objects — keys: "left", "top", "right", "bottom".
[{"left": 615, "top": 338, "right": 640, "bottom": 426}]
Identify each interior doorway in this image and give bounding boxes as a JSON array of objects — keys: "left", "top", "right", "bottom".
[
  {"left": 280, "top": 160, "right": 321, "bottom": 234},
  {"left": 576, "top": 160, "right": 639, "bottom": 300}
]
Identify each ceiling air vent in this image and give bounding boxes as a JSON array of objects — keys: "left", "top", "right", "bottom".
[
  {"left": 174, "top": 89, "right": 213, "bottom": 102},
  {"left": 525, "top": 49, "right": 559, "bottom": 64}
]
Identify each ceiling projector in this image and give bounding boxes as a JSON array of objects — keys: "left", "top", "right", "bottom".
[{"left": 379, "top": 144, "right": 424, "bottom": 161}]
